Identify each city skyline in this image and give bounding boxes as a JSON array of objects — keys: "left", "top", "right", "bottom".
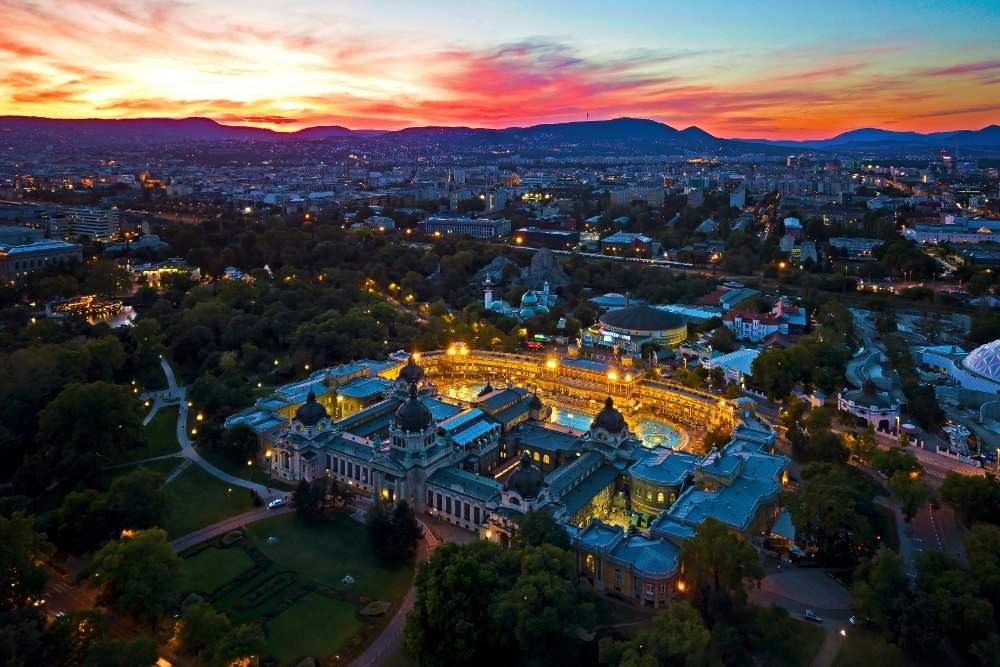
[{"left": 1, "top": 0, "right": 1000, "bottom": 139}]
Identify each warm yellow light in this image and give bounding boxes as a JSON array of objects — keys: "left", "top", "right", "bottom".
[
  {"left": 779, "top": 262, "right": 786, "bottom": 269},
  {"left": 608, "top": 372, "right": 618, "bottom": 381},
  {"left": 485, "top": 530, "right": 492, "bottom": 539},
  {"left": 677, "top": 581, "right": 686, "bottom": 591},
  {"left": 196, "top": 413, "right": 203, "bottom": 421},
  {"left": 413, "top": 352, "right": 421, "bottom": 360},
  {"left": 248, "top": 460, "right": 252, "bottom": 466},
  {"left": 546, "top": 359, "right": 557, "bottom": 369},
  {"left": 191, "top": 428, "right": 197, "bottom": 435},
  {"left": 304, "top": 364, "right": 310, "bottom": 370},
  {"left": 460, "top": 347, "right": 468, "bottom": 355},
  {"left": 266, "top": 450, "right": 272, "bottom": 457},
  {"left": 625, "top": 374, "right": 632, "bottom": 382},
  {"left": 448, "top": 347, "right": 456, "bottom": 355}
]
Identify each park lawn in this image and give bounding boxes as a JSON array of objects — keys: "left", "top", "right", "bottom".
[
  {"left": 595, "top": 596, "right": 655, "bottom": 626},
  {"left": 103, "top": 458, "right": 181, "bottom": 486},
  {"left": 381, "top": 645, "right": 419, "bottom": 667},
  {"left": 874, "top": 504, "right": 901, "bottom": 552},
  {"left": 115, "top": 409, "right": 181, "bottom": 464},
  {"left": 266, "top": 593, "right": 363, "bottom": 665},
  {"left": 244, "top": 512, "right": 414, "bottom": 603},
  {"left": 773, "top": 619, "right": 826, "bottom": 667},
  {"left": 195, "top": 445, "right": 294, "bottom": 492},
  {"left": 832, "top": 628, "right": 911, "bottom": 667},
  {"left": 185, "top": 546, "right": 255, "bottom": 595},
  {"left": 164, "top": 464, "right": 259, "bottom": 539}
]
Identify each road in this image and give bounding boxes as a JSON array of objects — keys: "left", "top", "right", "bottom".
[{"left": 911, "top": 503, "right": 967, "bottom": 565}]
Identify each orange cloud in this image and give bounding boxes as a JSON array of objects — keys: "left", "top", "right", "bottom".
[{"left": 0, "top": 0, "right": 998, "bottom": 139}]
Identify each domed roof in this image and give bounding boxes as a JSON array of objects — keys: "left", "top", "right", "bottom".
[
  {"left": 295, "top": 389, "right": 329, "bottom": 427},
  {"left": 477, "top": 381, "right": 495, "bottom": 397},
  {"left": 394, "top": 382, "right": 434, "bottom": 432},
  {"left": 397, "top": 355, "right": 425, "bottom": 385},
  {"left": 520, "top": 307, "right": 535, "bottom": 318},
  {"left": 505, "top": 452, "right": 545, "bottom": 500},
  {"left": 529, "top": 394, "right": 542, "bottom": 410},
  {"left": 599, "top": 305, "right": 684, "bottom": 332},
  {"left": 490, "top": 300, "right": 504, "bottom": 310},
  {"left": 521, "top": 291, "right": 538, "bottom": 305},
  {"left": 964, "top": 340, "right": 1000, "bottom": 382},
  {"left": 537, "top": 305, "right": 549, "bottom": 314},
  {"left": 591, "top": 396, "right": 626, "bottom": 433}
]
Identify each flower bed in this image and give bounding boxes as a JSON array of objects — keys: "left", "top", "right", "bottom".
[{"left": 234, "top": 570, "right": 298, "bottom": 610}]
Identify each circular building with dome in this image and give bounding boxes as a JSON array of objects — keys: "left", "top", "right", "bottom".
[
  {"left": 923, "top": 341, "right": 1000, "bottom": 393},
  {"left": 584, "top": 305, "right": 687, "bottom": 356}
]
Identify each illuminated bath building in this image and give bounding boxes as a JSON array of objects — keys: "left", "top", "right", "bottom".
[{"left": 226, "top": 351, "right": 786, "bottom": 608}]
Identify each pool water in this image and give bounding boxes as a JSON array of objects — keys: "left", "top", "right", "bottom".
[{"left": 441, "top": 384, "right": 681, "bottom": 449}]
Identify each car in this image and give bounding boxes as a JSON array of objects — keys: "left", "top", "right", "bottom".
[
  {"left": 849, "top": 615, "right": 871, "bottom": 626},
  {"left": 930, "top": 498, "right": 941, "bottom": 510},
  {"left": 765, "top": 549, "right": 781, "bottom": 559},
  {"left": 267, "top": 498, "right": 286, "bottom": 510},
  {"left": 804, "top": 610, "right": 823, "bottom": 623}
]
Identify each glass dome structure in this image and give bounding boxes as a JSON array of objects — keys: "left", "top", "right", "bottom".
[{"left": 963, "top": 340, "right": 1000, "bottom": 381}]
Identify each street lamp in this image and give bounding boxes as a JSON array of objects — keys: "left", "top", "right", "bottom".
[
  {"left": 266, "top": 450, "right": 273, "bottom": 490},
  {"left": 248, "top": 460, "right": 253, "bottom": 483},
  {"left": 607, "top": 371, "right": 617, "bottom": 396}
]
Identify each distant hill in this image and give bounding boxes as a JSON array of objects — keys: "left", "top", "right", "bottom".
[
  {"left": 738, "top": 124, "right": 1000, "bottom": 150},
  {"left": 0, "top": 116, "right": 384, "bottom": 144}
]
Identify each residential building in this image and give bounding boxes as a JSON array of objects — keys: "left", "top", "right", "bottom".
[{"left": 65, "top": 206, "right": 120, "bottom": 241}]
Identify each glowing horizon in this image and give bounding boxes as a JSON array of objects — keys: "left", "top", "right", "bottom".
[{"left": 2, "top": 0, "right": 999, "bottom": 141}]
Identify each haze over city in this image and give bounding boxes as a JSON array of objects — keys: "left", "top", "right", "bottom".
[{"left": 2, "top": 0, "right": 1000, "bottom": 138}]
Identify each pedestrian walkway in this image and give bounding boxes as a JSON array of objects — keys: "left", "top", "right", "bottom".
[
  {"left": 810, "top": 628, "right": 846, "bottom": 667},
  {"left": 102, "top": 452, "right": 184, "bottom": 471},
  {"left": 171, "top": 504, "right": 292, "bottom": 551}
]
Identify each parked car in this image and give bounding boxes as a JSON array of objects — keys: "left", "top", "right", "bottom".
[
  {"left": 765, "top": 549, "right": 781, "bottom": 559},
  {"left": 267, "top": 498, "right": 286, "bottom": 510},
  {"left": 804, "top": 610, "right": 823, "bottom": 623}
]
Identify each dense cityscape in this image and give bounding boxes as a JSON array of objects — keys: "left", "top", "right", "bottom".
[{"left": 4, "top": 3, "right": 1000, "bottom": 667}]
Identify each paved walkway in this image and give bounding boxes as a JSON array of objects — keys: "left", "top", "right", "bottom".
[
  {"left": 350, "top": 520, "right": 439, "bottom": 667},
  {"left": 810, "top": 628, "right": 846, "bottom": 667},
  {"left": 875, "top": 496, "right": 916, "bottom": 577},
  {"left": 171, "top": 504, "right": 292, "bottom": 551}
]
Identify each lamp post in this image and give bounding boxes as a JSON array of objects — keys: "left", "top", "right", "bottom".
[
  {"left": 266, "top": 449, "right": 273, "bottom": 491},
  {"left": 607, "top": 371, "right": 617, "bottom": 397},
  {"left": 247, "top": 460, "right": 253, "bottom": 483}
]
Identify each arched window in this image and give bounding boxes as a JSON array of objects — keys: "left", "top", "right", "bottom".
[
  {"left": 533, "top": 452, "right": 540, "bottom": 461},
  {"left": 657, "top": 492, "right": 664, "bottom": 503},
  {"left": 543, "top": 454, "right": 550, "bottom": 465},
  {"left": 646, "top": 491, "right": 653, "bottom": 501}
]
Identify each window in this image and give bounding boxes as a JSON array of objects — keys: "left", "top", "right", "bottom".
[
  {"left": 670, "top": 493, "right": 676, "bottom": 503},
  {"left": 340, "top": 459, "right": 346, "bottom": 474},
  {"left": 658, "top": 584, "right": 666, "bottom": 594},
  {"left": 326, "top": 454, "right": 331, "bottom": 470},
  {"left": 464, "top": 503, "right": 470, "bottom": 521},
  {"left": 646, "top": 583, "right": 654, "bottom": 595},
  {"left": 614, "top": 569, "right": 622, "bottom": 583},
  {"left": 533, "top": 452, "right": 540, "bottom": 461},
  {"left": 436, "top": 493, "right": 442, "bottom": 510},
  {"left": 347, "top": 462, "right": 353, "bottom": 478},
  {"left": 646, "top": 491, "right": 653, "bottom": 501},
  {"left": 427, "top": 490, "right": 434, "bottom": 507},
  {"left": 657, "top": 492, "right": 664, "bottom": 503},
  {"left": 543, "top": 454, "right": 550, "bottom": 465},
  {"left": 446, "top": 497, "right": 452, "bottom": 514},
  {"left": 474, "top": 506, "right": 481, "bottom": 524}
]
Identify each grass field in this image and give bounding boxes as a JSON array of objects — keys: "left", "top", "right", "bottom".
[
  {"left": 164, "top": 464, "right": 259, "bottom": 539},
  {"left": 874, "top": 504, "right": 901, "bottom": 552},
  {"left": 114, "top": 408, "right": 182, "bottom": 464},
  {"left": 103, "top": 457, "right": 181, "bottom": 486},
  {"left": 381, "top": 645, "right": 419, "bottom": 667},
  {"left": 185, "top": 546, "right": 255, "bottom": 595},
  {"left": 779, "top": 620, "right": 827, "bottom": 667},
  {"left": 595, "top": 596, "right": 655, "bottom": 626},
  {"left": 266, "top": 593, "right": 364, "bottom": 665},
  {"left": 183, "top": 512, "right": 414, "bottom": 665},
  {"left": 195, "top": 445, "right": 294, "bottom": 492},
  {"left": 832, "top": 628, "right": 909, "bottom": 667}
]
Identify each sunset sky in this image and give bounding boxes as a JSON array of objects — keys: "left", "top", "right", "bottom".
[{"left": 2, "top": 0, "right": 999, "bottom": 139}]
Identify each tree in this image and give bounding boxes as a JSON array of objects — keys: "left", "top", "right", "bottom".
[
  {"left": 870, "top": 448, "right": 922, "bottom": 479},
  {"left": 679, "top": 517, "right": 764, "bottom": 622},
  {"left": 966, "top": 524, "right": 1000, "bottom": 616},
  {"left": 887, "top": 471, "right": 931, "bottom": 524},
  {"left": 210, "top": 624, "right": 266, "bottom": 667},
  {"left": 54, "top": 489, "right": 111, "bottom": 556},
  {"left": 698, "top": 428, "right": 731, "bottom": 455},
  {"left": 800, "top": 430, "right": 849, "bottom": 463},
  {"left": 598, "top": 602, "right": 711, "bottom": 667},
  {"left": 940, "top": 470, "right": 1000, "bottom": 524},
  {"left": 405, "top": 541, "right": 508, "bottom": 667},
  {"left": 848, "top": 431, "right": 878, "bottom": 464},
  {"left": 708, "top": 328, "right": 735, "bottom": 353},
  {"left": 492, "top": 544, "right": 596, "bottom": 667},
  {"left": 45, "top": 609, "right": 109, "bottom": 667},
  {"left": 0, "top": 513, "right": 53, "bottom": 611},
  {"left": 292, "top": 478, "right": 328, "bottom": 523},
  {"left": 128, "top": 319, "right": 166, "bottom": 375},
  {"left": 83, "top": 261, "right": 132, "bottom": 298},
  {"left": 784, "top": 468, "right": 875, "bottom": 564},
  {"left": 176, "top": 600, "right": 231, "bottom": 662},
  {"left": 779, "top": 395, "right": 806, "bottom": 431},
  {"left": 803, "top": 408, "right": 832, "bottom": 433},
  {"left": 83, "top": 529, "right": 185, "bottom": 629},
  {"left": 104, "top": 468, "right": 174, "bottom": 533},
  {"left": 78, "top": 637, "right": 158, "bottom": 667},
  {"left": 366, "top": 499, "right": 422, "bottom": 561},
  {"left": 11, "top": 454, "right": 48, "bottom": 512},
  {"left": 511, "top": 508, "right": 571, "bottom": 550},
  {"left": 220, "top": 423, "right": 258, "bottom": 464},
  {"left": 850, "top": 549, "right": 911, "bottom": 640},
  {"left": 37, "top": 381, "right": 145, "bottom": 475}
]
